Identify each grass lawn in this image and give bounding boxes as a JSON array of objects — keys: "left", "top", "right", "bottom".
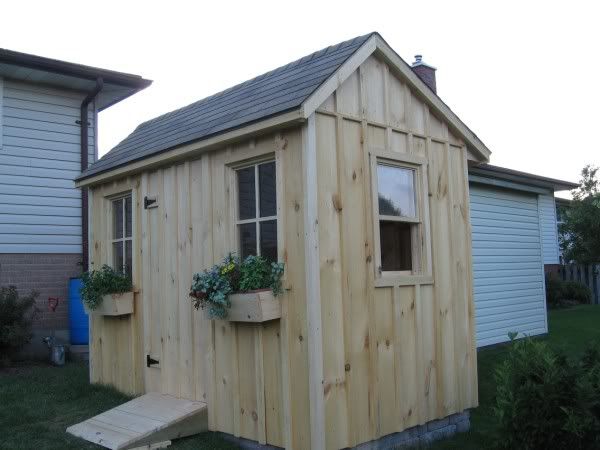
[{"left": 1, "top": 305, "right": 599, "bottom": 450}]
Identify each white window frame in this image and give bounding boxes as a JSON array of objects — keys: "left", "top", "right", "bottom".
[
  {"left": 111, "top": 193, "right": 133, "bottom": 276},
  {"left": 370, "top": 150, "right": 432, "bottom": 286},
  {"left": 234, "top": 159, "right": 278, "bottom": 259}
]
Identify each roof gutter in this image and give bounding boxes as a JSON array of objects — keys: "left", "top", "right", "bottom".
[{"left": 80, "top": 77, "right": 104, "bottom": 271}]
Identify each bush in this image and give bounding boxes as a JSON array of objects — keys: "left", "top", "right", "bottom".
[
  {"left": 494, "top": 337, "right": 600, "bottom": 450},
  {"left": 545, "top": 275, "right": 592, "bottom": 308},
  {"left": 190, "top": 253, "right": 285, "bottom": 319},
  {"left": 562, "top": 281, "right": 592, "bottom": 304},
  {"left": 81, "top": 265, "right": 132, "bottom": 310},
  {"left": 0, "top": 286, "right": 39, "bottom": 365}
]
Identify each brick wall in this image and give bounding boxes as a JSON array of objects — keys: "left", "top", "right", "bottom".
[{"left": 0, "top": 254, "right": 82, "bottom": 332}]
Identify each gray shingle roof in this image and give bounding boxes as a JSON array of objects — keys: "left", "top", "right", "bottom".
[{"left": 79, "top": 33, "right": 375, "bottom": 180}]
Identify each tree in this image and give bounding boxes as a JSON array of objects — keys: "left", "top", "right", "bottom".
[{"left": 559, "top": 165, "right": 600, "bottom": 264}]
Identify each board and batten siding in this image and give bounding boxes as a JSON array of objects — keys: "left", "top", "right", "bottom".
[
  {"left": 0, "top": 78, "right": 95, "bottom": 253},
  {"left": 470, "top": 184, "right": 548, "bottom": 347},
  {"left": 87, "top": 52, "right": 480, "bottom": 450},
  {"left": 538, "top": 193, "right": 560, "bottom": 264}
]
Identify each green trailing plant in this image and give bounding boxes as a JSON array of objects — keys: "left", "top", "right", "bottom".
[
  {"left": 0, "top": 286, "right": 39, "bottom": 365},
  {"left": 190, "top": 253, "right": 285, "bottom": 319},
  {"left": 80, "top": 265, "right": 132, "bottom": 310},
  {"left": 494, "top": 336, "right": 600, "bottom": 450}
]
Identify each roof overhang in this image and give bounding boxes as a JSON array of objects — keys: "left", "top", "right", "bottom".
[
  {"left": 469, "top": 163, "right": 578, "bottom": 193},
  {"left": 75, "top": 109, "right": 305, "bottom": 188},
  {"left": 301, "top": 33, "right": 492, "bottom": 163},
  {"left": 0, "top": 48, "right": 152, "bottom": 110}
]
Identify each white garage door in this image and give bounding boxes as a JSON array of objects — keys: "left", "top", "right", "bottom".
[{"left": 470, "top": 184, "right": 548, "bottom": 347}]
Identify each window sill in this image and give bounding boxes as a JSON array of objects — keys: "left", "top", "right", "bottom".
[{"left": 374, "top": 274, "right": 433, "bottom": 288}]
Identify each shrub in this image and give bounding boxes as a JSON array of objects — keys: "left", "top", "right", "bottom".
[
  {"left": 190, "top": 253, "right": 285, "bottom": 319},
  {"left": 562, "top": 281, "right": 592, "bottom": 304},
  {"left": 545, "top": 275, "right": 564, "bottom": 308},
  {"left": 494, "top": 337, "right": 600, "bottom": 450},
  {"left": 0, "top": 286, "right": 39, "bottom": 365},
  {"left": 545, "top": 275, "right": 592, "bottom": 308},
  {"left": 81, "top": 265, "right": 132, "bottom": 310}
]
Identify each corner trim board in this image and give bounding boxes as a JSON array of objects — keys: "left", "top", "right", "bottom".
[{"left": 302, "top": 114, "right": 326, "bottom": 450}]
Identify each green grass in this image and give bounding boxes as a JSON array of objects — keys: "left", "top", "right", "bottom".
[
  {"left": 1, "top": 306, "right": 599, "bottom": 449},
  {"left": 0, "top": 363, "right": 236, "bottom": 450},
  {"left": 432, "top": 304, "right": 600, "bottom": 449}
]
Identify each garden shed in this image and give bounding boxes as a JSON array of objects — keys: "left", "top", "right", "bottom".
[{"left": 74, "top": 32, "right": 491, "bottom": 449}]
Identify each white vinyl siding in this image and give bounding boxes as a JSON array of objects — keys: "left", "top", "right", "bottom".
[
  {"left": 0, "top": 79, "right": 95, "bottom": 253},
  {"left": 538, "top": 193, "right": 560, "bottom": 264},
  {"left": 470, "top": 184, "right": 548, "bottom": 347}
]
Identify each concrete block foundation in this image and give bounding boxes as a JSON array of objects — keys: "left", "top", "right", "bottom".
[{"left": 221, "top": 411, "right": 471, "bottom": 449}]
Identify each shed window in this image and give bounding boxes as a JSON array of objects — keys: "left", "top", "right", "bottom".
[
  {"left": 377, "top": 164, "right": 418, "bottom": 271},
  {"left": 371, "top": 151, "right": 431, "bottom": 281},
  {"left": 112, "top": 194, "right": 133, "bottom": 279},
  {"left": 236, "top": 161, "right": 277, "bottom": 261}
]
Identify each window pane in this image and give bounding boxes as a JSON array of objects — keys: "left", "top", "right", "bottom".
[
  {"left": 125, "top": 240, "right": 133, "bottom": 279},
  {"left": 113, "top": 241, "right": 124, "bottom": 273},
  {"left": 237, "top": 167, "right": 256, "bottom": 220},
  {"left": 239, "top": 223, "right": 257, "bottom": 260},
  {"left": 377, "top": 165, "right": 416, "bottom": 217},
  {"left": 380, "top": 221, "right": 412, "bottom": 271},
  {"left": 259, "top": 162, "right": 276, "bottom": 217},
  {"left": 125, "top": 196, "right": 132, "bottom": 238},
  {"left": 113, "top": 198, "right": 123, "bottom": 239},
  {"left": 260, "top": 220, "right": 277, "bottom": 262}
]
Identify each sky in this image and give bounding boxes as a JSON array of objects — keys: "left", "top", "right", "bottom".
[{"left": 2, "top": 1, "right": 598, "bottom": 198}]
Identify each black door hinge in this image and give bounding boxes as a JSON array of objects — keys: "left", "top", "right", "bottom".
[
  {"left": 146, "top": 355, "right": 159, "bottom": 367},
  {"left": 144, "top": 196, "right": 157, "bottom": 209}
]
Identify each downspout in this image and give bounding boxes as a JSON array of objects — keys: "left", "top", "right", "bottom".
[{"left": 80, "top": 77, "right": 103, "bottom": 272}]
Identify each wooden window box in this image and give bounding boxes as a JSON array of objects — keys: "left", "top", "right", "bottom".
[
  {"left": 84, "top": 292, "right": 134, "bottom": 316},
  {"left": 205, "top": 289, "right": 281, "bottom": 322}
]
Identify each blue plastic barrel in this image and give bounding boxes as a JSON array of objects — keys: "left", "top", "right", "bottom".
[{"left": 68, "top": 277, "right": 89, "bottom": 345}]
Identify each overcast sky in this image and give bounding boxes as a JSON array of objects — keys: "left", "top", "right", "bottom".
[{"left": 2, "top": 1, "right": 598, "bottom": 197}]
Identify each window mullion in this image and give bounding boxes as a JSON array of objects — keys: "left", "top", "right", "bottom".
[
  {"left": 255, "top": 165, "right": 260, "bottom": 256},
  {"left": 122, "top": 200, "right": 126, "bottom": 272}
]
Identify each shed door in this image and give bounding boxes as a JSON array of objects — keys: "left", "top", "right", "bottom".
[{"left": 470, "top": 185, "right": 547, "bottom": 347}]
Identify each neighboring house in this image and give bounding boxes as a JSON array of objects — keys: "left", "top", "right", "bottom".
[
  {"left": 467, "top": 163, "right": 577, "bottom": 347},
  {"left": 72, "top": 33, "right": 489, "bottom": 449},
  {"left": 0, "top": 48, "right": 150, "bottom": 355}
]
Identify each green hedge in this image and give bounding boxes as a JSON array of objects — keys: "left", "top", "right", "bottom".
[{"left": 494, "top": 337, "right": 600, "bottom": 450}]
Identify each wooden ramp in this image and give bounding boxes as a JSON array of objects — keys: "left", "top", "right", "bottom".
[{"left": 67, "top": 392, "right": 207, "bottom": 449}]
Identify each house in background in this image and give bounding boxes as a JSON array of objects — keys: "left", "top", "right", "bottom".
[
  {"left": 0, "top": 48, "right": 150, "bottom": 356},
  {"left": 467, "top": 164, "right": 577, "bottom": 347}
]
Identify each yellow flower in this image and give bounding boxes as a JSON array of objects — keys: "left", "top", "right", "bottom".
[{"left": 221, "top": 262, "right": 235, "bottom": 275}]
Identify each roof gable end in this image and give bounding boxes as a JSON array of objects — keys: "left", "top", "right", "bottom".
[{"left": 301, "top": 33, "right": 491, "bottom": 161}]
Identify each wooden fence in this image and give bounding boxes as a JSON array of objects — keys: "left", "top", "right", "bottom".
[{"left": 560, "top": 264, "right": 600, "bottom": 305}]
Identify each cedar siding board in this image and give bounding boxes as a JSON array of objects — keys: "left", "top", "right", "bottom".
[
  {"left": 87, "top": 42, "right": 480, "bottom": 448},
  {"left": 0, "top": 79, "right": 95, "bottom": 253}
]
